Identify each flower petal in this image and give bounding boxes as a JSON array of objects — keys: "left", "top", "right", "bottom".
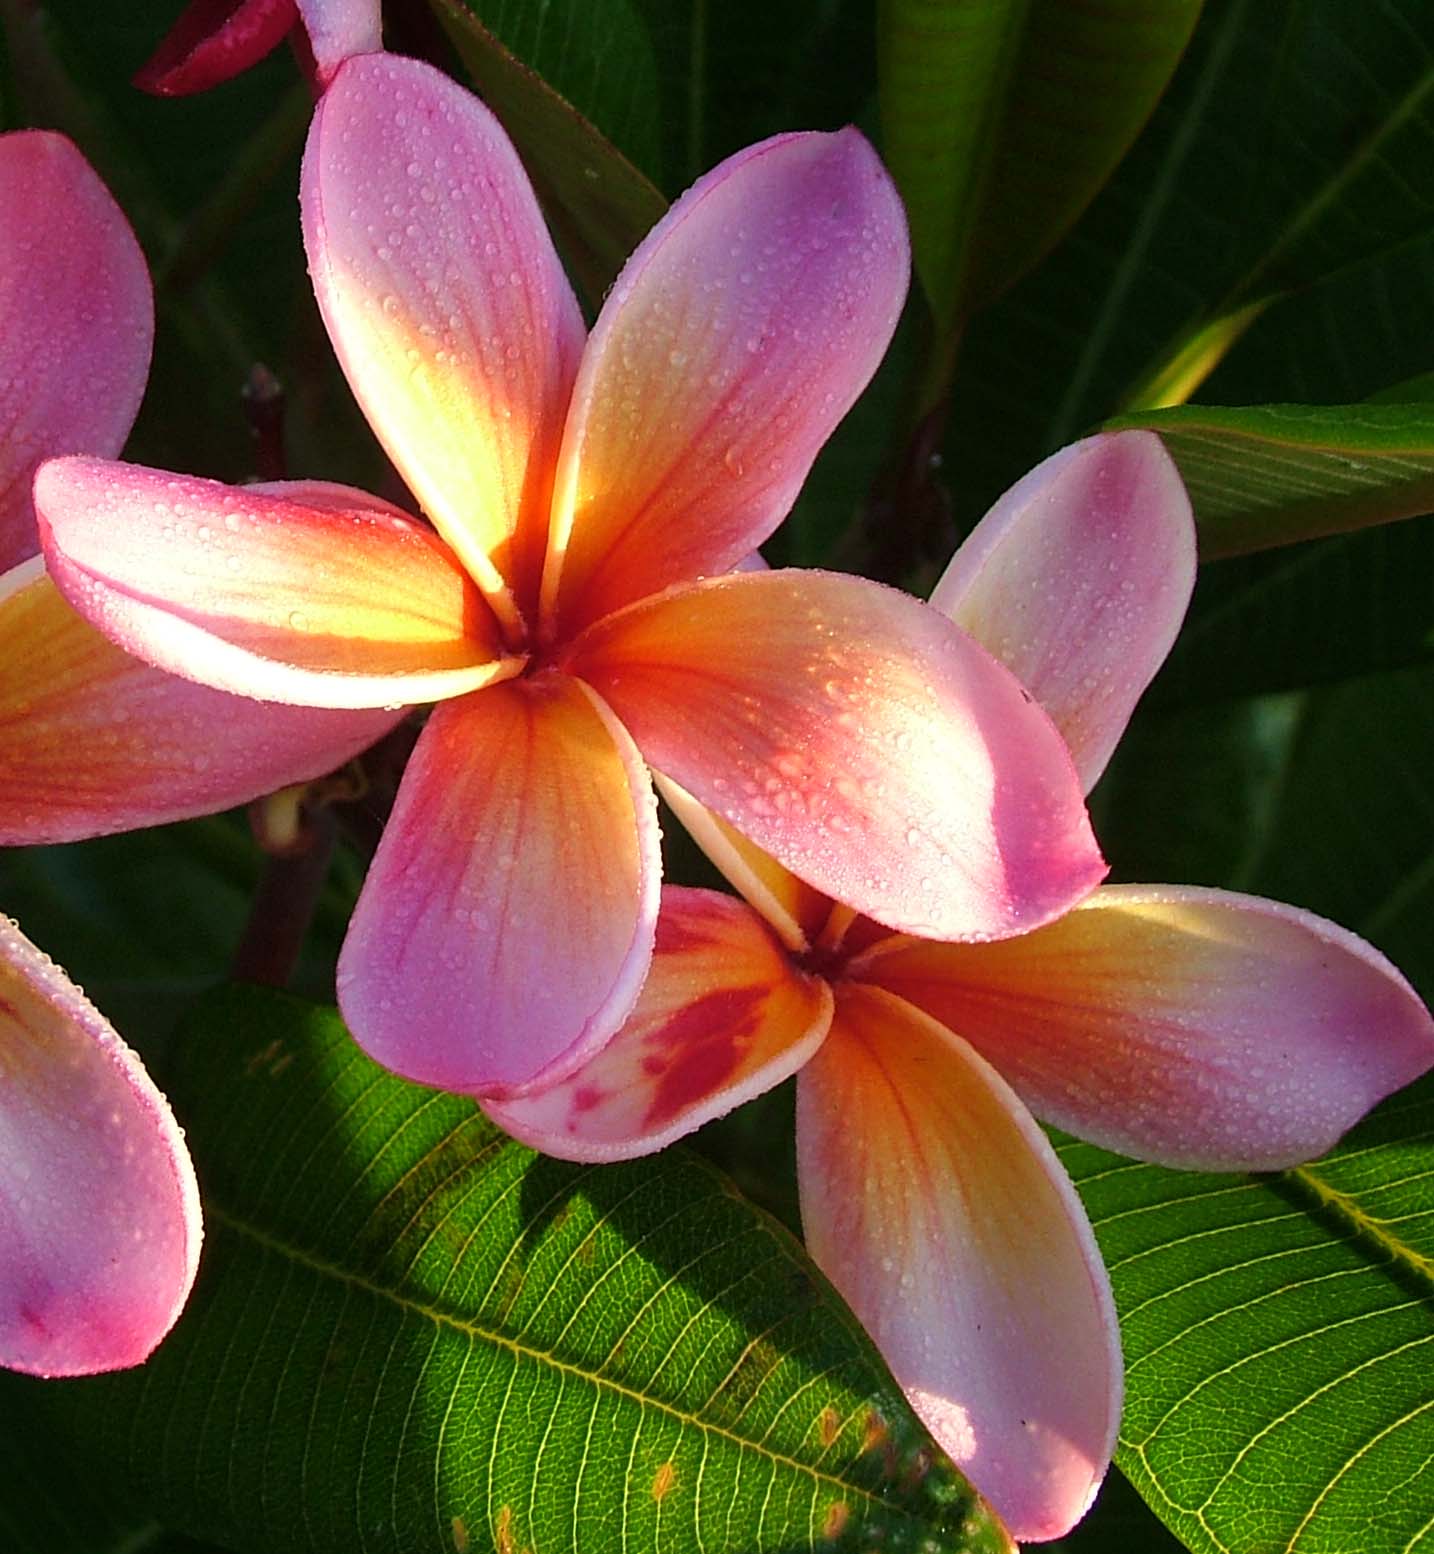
[
  {"left": 855, "top": 884, "right": 1434, "bottom": 1171},
  {"left": 568, "top": 569, "right": 1106, "bottom": 941},
  {"left": 930, "top": 432, "right": 1195, "bottom": 792},
  {"left": 486, "top": 886, "right": 832, "bottom": 1159},
  {"left": 0, "top": 132, "right": 151, "bottom": 570},
  {"left": 541, "top": 128, "right": 908, "bottom": 637},
  {"left": 337, "top": 673, "right": 660, "bottom": 1098},
  {"left": 133, "top": 0, "right": 296, "bottom": 95},
  {"left": 797, "top": 982, "right": 1121, "bottom": 1543},
  {"left": 654, "top": 774, "right": 832, "bottom": 953},
  {"left": 36, "top": 456, "right": 520, "bottom": 709},
  {"left": 303, "top": 53, "right": 585, "bottom": 622},
  {"left": 295, "top": 0, "right": 381, "bottom": 86},
  {"left": 0, "top": 917, "right": 201, "bottom": 1375},
  {"left": 0, "top": 563, "right": 400, "bottom": 844}
]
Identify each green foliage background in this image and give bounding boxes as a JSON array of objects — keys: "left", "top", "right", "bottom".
[{"left": 1, "top": 1, "right": 1432, "bottom": 1550}]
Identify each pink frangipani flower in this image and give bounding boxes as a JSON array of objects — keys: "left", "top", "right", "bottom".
[
  {"left": 484, "top": 431, "right": 1434, "bottom": 1541},
  {"left": 135, "top": 0, "right": 380, "bottom": 96},
  {"left": 0, "top": 916, "right": 202, "bottom": 1376},
  {"left": 0, "top": 132, "right": 190, "bottom": 1375},
  {"left": 0, "top": 131, "right": 400, "bottom": 844},
  {"left": 0, "top": 130, "right": 394, "bottom": 1372},
  {"left": 37, "top": 55, "right": 1106, "bottom": 1100}
]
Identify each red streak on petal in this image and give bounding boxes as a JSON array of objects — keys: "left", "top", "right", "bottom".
[
  {"left": 19, "top": 1302, "right": 49, "bottom": 1337},
  {"left": 653, "top": 896, "right": 733, "bottom": 956},
  {"left": 641, "top": 986, "right": 766, "bottom": 1128}
]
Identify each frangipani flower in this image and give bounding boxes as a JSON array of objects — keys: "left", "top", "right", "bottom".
[
  {"left": 0, "top": 130, "right": 400, "bottom": 844},
  {"left": 135, "top": 0, "right": 380, "bottom": 96},
  {"left": 484, "top": 432, "right": 1434, "bottom": 1541},
  {"left": 0, "top": 128, "right": 391, "bottom": 1370},
  {"left": 0, "top": 132, "right": 186, "bottom": 1373},
  {"left": 37, "top": 55, "right": 1107, "bottom": 1099},
  {"left": 0, "top": 916, "right": 201, "bottom": 1375}
]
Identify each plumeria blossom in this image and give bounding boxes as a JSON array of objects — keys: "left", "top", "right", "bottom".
[
  {"left": 37, "top": 54, "right": 1108, "bottom": 1100},
  {"left": 135, "top": 0, "right": 380, "bottom": 96},
  {"left": 0, "top": 131, "right": 400, "bottom": 844},
  {"left": 0, "top": 916, "right": 202, "bottom": 1376},
  {"left": 0, "top": 129, "right": 396, "bottom": 1370},
  {"left": 0, "top": 132, "right": 194, "bottom": 1375},
  {"left": 484, "top": 432, "right": 1434, "bottom": 1542}
]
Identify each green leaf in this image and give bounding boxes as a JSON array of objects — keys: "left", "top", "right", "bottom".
[
  {"left": 0, "top": 1371, "right": 140, "bottom": 1553},
  {"left": 1052, "top": 1464, "right": 1187, "bottom": 1553},
  {"left": 1069, "top": 654, "right": 1434, "bottom": 1553},
  {"left": 943, "top": 0, "right": 1434, "bottom": 535},
  {"left": 1242, "top": 662, "right": 1434, "bottom": 996},
  {"left": 0, "top": 1369, "right": 232, "bottom": 1553},
  {"left": 439, "top": 0, "right": 664, "bottom": 180},
  {"left": 36, "top": 987, "right": 1011, "bottom": 1554},
  {"left": 1103, "top": 402, "right": 1434, "bottom": 558},
  {"left": 1117, "top": 0, "right": 1434, "bottom": 409},
  {"left": 1058, "top": 1073, "right": 1434, "bottom": 1554},
  {"left": 1090, "top": 693, "right": 1302, "bottom": 889},
  {"left": 1144, "top": 511, "right": 1434, "bottom": 708},
  {"left": 1201, "top": 233, "right": 1434, "bottom": 411},
  {"left": 877, "top": 0, "right": 1199, "bottom": 338},
  {"left": 430, "top": 0, "right": 668, "bottom": 307},
  {"left": 633, "top": 0, "right": 877, "bottom": 192},
  {"left": 1370, "top": 370, "right": 1434, "bottom": 404},
  {"left": 0, "top": 815, "right": 361, "bottom": 1051}
]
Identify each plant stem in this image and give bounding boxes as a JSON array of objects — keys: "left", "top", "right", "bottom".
[{"left": 232, "top": 802, "right": 337, "bottom": 989}]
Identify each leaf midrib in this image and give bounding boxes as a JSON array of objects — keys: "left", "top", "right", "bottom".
[
  {"left": 206, "top": 1199, "right": 904, "bottom": 1512},
  {"left": 1282, "top": 1163, "right": 1434, "bottom": 1292},
  {"left": 1130, "top": 413, "right": 1434, "bottom": 457}
]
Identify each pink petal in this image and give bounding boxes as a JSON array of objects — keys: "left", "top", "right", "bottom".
[
  {"left": 303, "top": 54, "right": 585, "bottom": 623},
  {"left": 36, "top": 456, "right": 520, "bottom": 709},
  {"left": 0, "top": 563, "right": 400, "bottom": 844},
  {"left": 798, "top": 982, "right": 1121, "bottom": 1543},
  {"left": 133, "top": 0, "right": 296, "bottom": 95},
  {"left": 337, "top": 672, "right": 661, "bottom": 1098},
  {"left": 0, "top": 917, "right": 201, "bottom": 1375},
  {"left": 541, "top": 128, "right": 909, "bottom": 638},
  {"left": 930, "top": 432, "right": 1195, "bottom": 792},
  {"left": 295, "top": 0, "right": 381, "bottom": 87},
  {"left": 654, "top": 774, "right": 833, "bottom": 953},
  {"left": 855, "top": 884, "right": 1434, "bottom": 1171},
  {"left": 567, "top": 569, "right": 1106, "bottom": 941},
  {"left": 0, "top": 132, "right": 151, "bottom": 570},
  {"left": 485, "top": 886, "right": 832, "bottom": 1159}
]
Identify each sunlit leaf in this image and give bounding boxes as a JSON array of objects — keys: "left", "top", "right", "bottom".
[
  {"left": 35, "top": 986, "right": 1011, "bottom": 1554},
  {"left": 1059, "top": 1071, "right": 1434, "bottom": 1554},
  {"left": 1072, "top": 648, "right": 1434, "bottom": 1553},
  {"left": 1104, "top": 401, "right": 1434, "bottom": 557}
]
